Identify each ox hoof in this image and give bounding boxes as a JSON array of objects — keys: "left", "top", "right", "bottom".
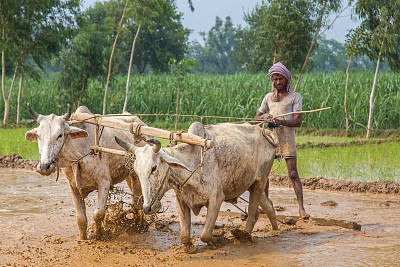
[{"left": 183, "top": 244, "right": 197, "bottom": 254}]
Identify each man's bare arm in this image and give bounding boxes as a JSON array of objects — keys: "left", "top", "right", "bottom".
[{"left": 275, "top": 113, "right": 302, "bottom": 127}]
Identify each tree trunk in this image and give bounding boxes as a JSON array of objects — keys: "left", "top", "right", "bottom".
[
  {"left": 17, "top": 65, "right": 24, "bottom": 124},
  {"left": 344, "top": 56, "right": 352, "bottom": 136},
  {"left": 175, "top": 81, "right": 181, "bottom": 130},
  {"left": 17, "top": 48, "right": 27, "bottom": 125},
  {"left": 294, "top": 0, "right": 327, "bottom": 92},
  {"left": 103, "top": 0, "right": 128, "bottom": 115},
  {"left": 77, "top": 75, "right": 86, "bottom": 108},
  {"left": 123, "top": 24, "right": 141, "bottom": 113},
  {"left": 2, "top": 60, "right": 18, "bottom": 125},
  {"left": 366, "top": 53, "right": 381, "bottom": 138},
  {"left": 1, "top": 19, "right": 6, "bottom": 124}
]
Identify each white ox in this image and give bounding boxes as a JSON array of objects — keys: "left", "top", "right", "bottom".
[
  {"left": 115, "top": 122, "right": 279, "bottom": 249},
  {"left": 25, "top": 104, "right": 145, "bottom": 240}
]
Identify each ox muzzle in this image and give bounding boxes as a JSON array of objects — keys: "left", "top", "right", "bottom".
[
  {"left": 36, "top": 162, "right": 56, "bottom": 176},
  {"left": 143, "top": 199, "right": 162, "bottom": 215}
]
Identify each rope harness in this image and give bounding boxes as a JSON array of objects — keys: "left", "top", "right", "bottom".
[
  {"left": 149, "top": 165, "right": 170, "bottom": 208},
  {"left": 123, "top": 151, "right": 170, "bottom": 209},
  {"left": 178, "top": 138, "right": 209, "bottom": 189},
  {"left": 49, "top": 134, "right": 69, "bottom": 182},
  {"left": 129, "top": 122, "right": 146, "bottom": 145},
  {"left": 52, "top": 124, "right": 105, "bottom": 181}
]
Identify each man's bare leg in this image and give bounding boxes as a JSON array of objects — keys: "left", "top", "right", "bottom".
[{"left": 286, "top": 157, "right": 310, "bottom": 219}]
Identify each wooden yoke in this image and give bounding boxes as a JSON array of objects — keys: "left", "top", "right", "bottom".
[{"left": 70, "top": 113, "right": 214, "bottom": 149}]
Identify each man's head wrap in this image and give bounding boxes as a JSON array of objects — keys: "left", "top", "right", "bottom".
[{"left": 268, "top": 62, "right": 292, "bottom": 97}]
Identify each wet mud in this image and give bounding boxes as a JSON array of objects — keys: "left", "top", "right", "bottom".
[
  {"left": 270, "top": 174, "right": 400, "bottom": 195},
  {"left": 1, "top": 169, "right": 400, "bottom": 266}
]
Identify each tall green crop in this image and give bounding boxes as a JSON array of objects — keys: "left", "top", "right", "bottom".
[{"left": 1, "top": 72, "right": 399, "bottom": 131}]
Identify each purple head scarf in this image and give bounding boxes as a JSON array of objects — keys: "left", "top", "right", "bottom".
[{"left": 268, "top": 62, "right": 292, "bottom": 97}]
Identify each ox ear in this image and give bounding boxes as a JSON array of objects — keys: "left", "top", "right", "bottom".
[
  {"left": 25, "top": 128, "right": 38, "bottom": 142},
  {"left": 65, "top": 126, "right": 88, "bottom": 139},
  {"left": 159, "top": 150, "right": 192, "bottom": 172}
]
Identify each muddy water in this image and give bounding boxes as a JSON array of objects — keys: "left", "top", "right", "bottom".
[{"left": 1, "top": 169, "right": 399, "bottom": 266}]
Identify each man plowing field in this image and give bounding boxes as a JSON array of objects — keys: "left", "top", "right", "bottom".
[{"left": 254, "top": 62, "right": 310, "bottom": 219}]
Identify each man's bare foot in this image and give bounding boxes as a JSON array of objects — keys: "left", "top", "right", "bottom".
[{"left": 300, "top": 209, "right": 310, "bottom": 219}]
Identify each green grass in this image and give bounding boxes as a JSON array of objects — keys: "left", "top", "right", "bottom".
[{"left": 0, "top": 126, "right": 39, "bottom": 160}]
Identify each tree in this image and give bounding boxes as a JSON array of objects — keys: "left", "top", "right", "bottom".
[
  {"left": 293, "top": 0, "right": 346, "bottom": 91},
  {"left": 308, "top": 38, "right": 348, "bottom": 72},
  {"left": 0, "top": 0, "right": 80, "bottom": 124},
  {"left": 188, "top": 16, "right": 240, "bottom": 74},
  {"left": 84, "top": 0, "right": 189, "bottom": 114},
  {"left": 57, "top": 29, "right": 107, "bottom": 110},
  {"left": 343, "top": 30, "right": 364, "bottom": 136},
  {"left": 348, "top": 0, "right": 400, "bottom": 137},
  {"left": 124, "top": 0, "right": 190, "bottom": 112},
  {"left": 235, "top": 0, "right": 315, "bottom": 73},
  {"left": 103, "top": 0, "right": 129, "bottom": 115},
  {"left": 127, "top": 15, "right": 190, "bottom": 74}
]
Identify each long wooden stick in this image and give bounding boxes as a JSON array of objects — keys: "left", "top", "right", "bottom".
[
  {"left": 90, "top": 146, "right": 126, "bottom": 156},
  {"left": 84, "top": 107, "right": 332, "bottom": 122},
  {"left": 273, "top": 107, "right": 331, "bottom": 119}
]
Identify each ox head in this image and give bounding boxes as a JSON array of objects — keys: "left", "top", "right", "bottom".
[
  {"left": 115, "top": 136, "right": 191, "bottom": 214},
  {"left": 25, "top": 103, "right": 89, "bottom": 176}
]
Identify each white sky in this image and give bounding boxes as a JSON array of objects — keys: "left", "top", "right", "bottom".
[{"left": 82, "top": 0, "right": 360, "bottom": 44}]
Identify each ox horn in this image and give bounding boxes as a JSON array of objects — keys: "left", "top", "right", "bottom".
[
  {"left": 27, "top": 103, "right": 40, "bottom": 121},
  {"left": 115, "top": 136, "right": 135, "bottom": 153},
  {"left": 146, "top": 138, "right": 161, "bottom": 153},
  {"left": 63, "top": 103, "right": 72, "bottom": 121}
]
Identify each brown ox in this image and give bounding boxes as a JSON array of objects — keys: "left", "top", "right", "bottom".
[
  {"left": 25, "top": 104, "right": 145, "bottom": 240},
  {"left": 116, "top": 122, "right": 278, "bottom": 250}
]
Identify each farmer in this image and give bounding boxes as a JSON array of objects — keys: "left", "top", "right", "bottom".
[{"left": 254, "top": 62, "right": 310, "bottom": 219}]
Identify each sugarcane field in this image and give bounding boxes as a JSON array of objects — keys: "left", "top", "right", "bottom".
[{"left": 1, "top": 0, "right": 400, "bottom": 266}]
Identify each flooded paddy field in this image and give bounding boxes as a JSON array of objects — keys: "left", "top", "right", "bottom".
[
  {"left": 274, "top": 140, "right": 400, "bottom": 183},
  {"left": 0, "top": 168, "right": 399, "bottom": 266}
]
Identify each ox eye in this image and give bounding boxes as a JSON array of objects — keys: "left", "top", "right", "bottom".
[
  {"left": 57, "top": 133, "right": 63, "bottom": 139},
  {"left": 151, "top": 165, "right": 157, "bottom": 173}
]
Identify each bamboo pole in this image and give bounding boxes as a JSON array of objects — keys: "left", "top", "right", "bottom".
[
  {"left": 70, "top": 113, "right": 214, "bottom": 149},
  {"left": 90, "top": 146, "right": 126, "bottom": 156},
  {"left": 272, "top": 107, "right": 331, "bottom": 119},
  {"left": 108, "top": 108, "right": 332, "bottom": 121}
]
